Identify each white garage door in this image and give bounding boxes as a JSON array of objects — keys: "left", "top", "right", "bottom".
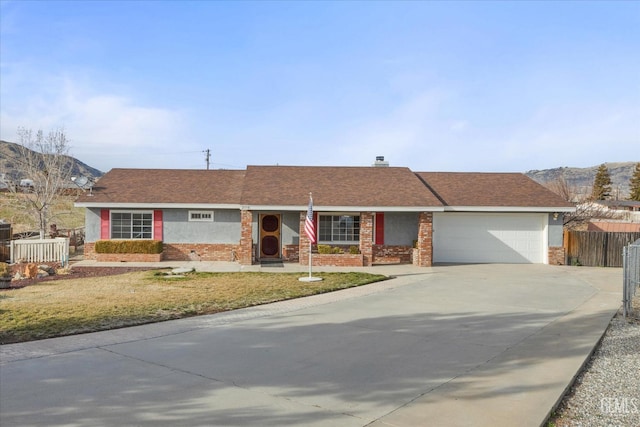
[{"left": 433, "top": 213, "right": 546, "bottom": 264}]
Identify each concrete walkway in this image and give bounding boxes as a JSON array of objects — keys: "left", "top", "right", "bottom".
[{"left": 0, "top": 263, "right": 622, "bottom": 427}]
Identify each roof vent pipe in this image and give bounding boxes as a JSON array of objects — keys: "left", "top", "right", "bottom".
[{"left": 372, "top": 156, "right": 389, "bottom": 167}]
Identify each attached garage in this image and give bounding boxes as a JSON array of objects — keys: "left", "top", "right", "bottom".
[{"left": 433, "top": 212, "right": 547, "bottom": 264}]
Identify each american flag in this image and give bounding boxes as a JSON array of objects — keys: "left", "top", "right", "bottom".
[{"left": 304, "top": 194, "right": 316, "bottom": 244}]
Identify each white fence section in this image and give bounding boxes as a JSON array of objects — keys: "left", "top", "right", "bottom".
[{"left": 10, "top": 237, "right": 70, "bottom": 264}]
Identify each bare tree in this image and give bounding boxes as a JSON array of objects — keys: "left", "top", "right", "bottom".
[
  {"left": 563, "top": 201, "right": 622, "bottom": 230},
  {"left": 544, "top": 173, "right": 577, "bottom": 203},
  {"left": 8, "top": 128, "right": 74, "bottom": 238},
  {"left": 544, "top": 173, "right": 619, "bottom": 229}
]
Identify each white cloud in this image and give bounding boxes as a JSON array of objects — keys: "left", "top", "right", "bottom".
[
  {"left": 449, "top": 120, "right": 469, "bottom": 133},
  {"left": 0, "top": 73, "right": 188, "bottom": 171},
  {"left": 500, "top": 104, "right": 640, "bottom": 170},
  {"left": 323, "top": 90, "right": 640, "bottom": 172},
  {"left": 332, "top": 91, "right": 448, "bottom": 167}
]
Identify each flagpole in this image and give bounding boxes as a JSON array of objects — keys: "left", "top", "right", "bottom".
[
  {"left": 308, "top": 240, "right": 312, "bottom": 279},
  {"left": 308, "top": 191, "right": 313, "bottom": 279},
  {"left": 300, "top": 192, "right": 322, "bottom": 282}
]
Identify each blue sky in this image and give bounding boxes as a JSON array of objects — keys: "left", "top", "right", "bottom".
[{"left": 1, "top": 1, "right": 638, "bottom": 173}]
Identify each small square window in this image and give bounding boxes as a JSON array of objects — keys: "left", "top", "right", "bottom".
[{"left": 189, "top": 211, "right": 214, "bottom": 222}]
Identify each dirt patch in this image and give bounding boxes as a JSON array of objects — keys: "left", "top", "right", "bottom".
[{"left": 3, "top": 265, "right": 157, "bottom": 289}]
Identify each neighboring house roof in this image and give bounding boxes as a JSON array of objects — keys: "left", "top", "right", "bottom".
[
  {"left": 416, "top": 172, "right": 575, "bottom": 211},
  {"left": 240, "top": 166, "right": 443, "bottom": 210},
  {"left": 592, "top": 200, "right": 640, "bottom": 211},
  {"left": 76, "top": 169, "right": 246, "bottom": 206},
  {"left": 587, "top": 221, "right": 640, "bottom": 232}
]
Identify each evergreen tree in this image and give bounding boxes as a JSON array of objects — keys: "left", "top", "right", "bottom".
[
  {"left": 629, "top": 162, "right": 640, "bottom": 201},
  {"left": 591, "top": 163, "right": 612, "bottom": 200}
]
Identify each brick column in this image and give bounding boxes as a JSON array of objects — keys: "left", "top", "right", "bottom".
[
  {"left": 84, "top": 242, "right": 96, "bottom": 260},
  {"left": 415, "top": 212, "right": 433, "bottom": 267},
  {"left": 299, "top": 212, "right": 310, "bottom": 265},
  {"left": 238, "top": 209, "right": 254, "bottom": 265},
  {"left": 548, "top": 247, "right": 565, "bottom": 265},
  {"left": 359, "top": 212, "right": 374, "bottom": 266}
]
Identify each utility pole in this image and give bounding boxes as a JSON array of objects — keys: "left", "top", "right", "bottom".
[{"left": 204, "top": 149, "right": 211, "bottom": 170}]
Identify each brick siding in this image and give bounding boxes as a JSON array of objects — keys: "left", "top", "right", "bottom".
[
  {"left": 372, "top": 245, "right": 413, "bottom": 264},
  {"left": 163, "top": 243, "right": 240, "bottom": 262},
  {"left": 238, "top": 210, "right": 254, "bottom": 265},
  {"left": 84, "top": 242, "right": 96, "bottom": 259},
  {"left": 312, "top": 253, "right": 364, "bottom": 267},
  {"left": 548, "top": 246, "right": 565, "bottom": 265},
  {"left": 359, "top": 212, "right": 374, "bottom": 266},
  {"left": 95, "top": 253, "right": 163, "bottom": 262},
  {"left": 413, "top": 212, "right": 433, "bottom": 267},
  {"left": 282, "top": 244, "right": 299, "bottom": 262},
  {"left": 298, "top": 212, "right": 313, "bottom": 265}
]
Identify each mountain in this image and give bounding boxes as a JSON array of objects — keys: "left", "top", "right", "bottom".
[
  {"left": 0, "top": 140, "right": 103, "bottom": 184},
  {"left": 525, "top": 162, "right": 638, "bottom": 200}
]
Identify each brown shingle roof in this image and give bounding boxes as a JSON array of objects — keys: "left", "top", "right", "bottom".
[
  {"left": 78, "top": 167, "right": 574, "bottom": 210},
  {"left": 416, "top": 172, "right": 574, "bottom": 208},
  {"left": 240, "top": 166, "right": 443, "bottom": 207},
  {"left": 76, "top": 169, "right": 245, "bottom": 205}
]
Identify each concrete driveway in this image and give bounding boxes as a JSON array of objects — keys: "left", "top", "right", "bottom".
[{"left": 0, "top": 264, "right": 622, "bottom": 427}]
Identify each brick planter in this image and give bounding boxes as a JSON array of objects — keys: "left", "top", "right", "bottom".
[
  {"left": 373, "top": 245, "right": 412, "bottom": 264},
  {"left": 282, "top": 245, "right": 299, "bottom": 262},
  {"left": 95, "top": 253, "right": 163, "bottom": 262},
  {"left": 163, "top": 243, "right": 239, "bottom": 262},
  {"left": 311, "top": 253, "right": 364, "bottom": 267}
]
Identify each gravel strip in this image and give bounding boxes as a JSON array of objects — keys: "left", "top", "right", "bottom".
[{"left": 549, "top": 297, "right": 640, "bottom": 427}]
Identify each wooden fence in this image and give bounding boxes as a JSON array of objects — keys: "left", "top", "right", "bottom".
[
  {"left": 565, "top": 231, "right": 640, "bottom": 267},
  {"left": 10, "top": 237, "right": 70, "bottom": 264},
  {"left": 0, "top": 223, "right": 10, "bottom": 262}
]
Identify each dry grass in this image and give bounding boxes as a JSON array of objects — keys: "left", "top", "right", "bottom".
[
  {"left": 0, "top": 192, "right": 85, "bottom": 234},
  {"left": 0, "top": 270, "right": 386, "bottom": 344}
]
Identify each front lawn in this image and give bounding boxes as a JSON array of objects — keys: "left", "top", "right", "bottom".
[{"left": 0, "top": 270, "right": 386, "bottom": 344}]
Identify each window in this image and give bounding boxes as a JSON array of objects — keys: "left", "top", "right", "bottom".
[
  {"left": 189, "top": 211, "right": 213, "bottom": 222},
  {"left": 319, "top": 214, "right": 360, "bottom": 243},
  {"left": 111, "top": 212, "right": 153, "bottom": 239}
]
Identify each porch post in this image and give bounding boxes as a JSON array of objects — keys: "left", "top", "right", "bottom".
[
  {"left": 415, "top": 212, "right": 433, "bottom": 267},
  {"left": 238, "top": 209, "right": 254, "bottom": 265},
  {"left": 359, "top": 212, "right": 374, "bottom": 266},
  {"left": 299, "top": 211, "right": 310, "bottom": 265}
]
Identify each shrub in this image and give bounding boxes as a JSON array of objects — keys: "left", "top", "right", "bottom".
[
  {"left": 94, "top": 240, "right": 163, "bottom": 254},
  {"left": 348, "top": 246, "right": 360, "bottom": 254},
  {"left": 317, "top": 245, "right": 346, "bottom": 254},
  {"left": 0, "top": 262, "right": 11, "bottom": 278},
  {"left": 317, "top": 244, "right": 332, "bottom": 254}
]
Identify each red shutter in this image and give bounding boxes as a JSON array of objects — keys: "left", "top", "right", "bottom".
[
  {"left": 375, "top": 212, "right": 384, "bottom": 245},
  {"left": 153, "top": 210, "right": 163, "bottom": 241},
  {"left": 100, "top": 209, "right": 110, "bottom": 239}
]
